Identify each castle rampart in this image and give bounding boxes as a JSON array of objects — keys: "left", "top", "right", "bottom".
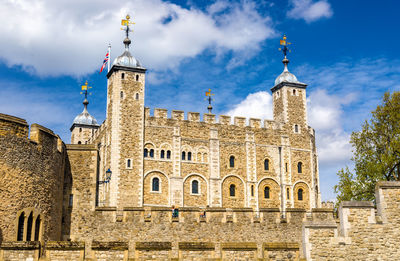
[{"left": 0, "top": 114, "right": 66, "bottom": 244}]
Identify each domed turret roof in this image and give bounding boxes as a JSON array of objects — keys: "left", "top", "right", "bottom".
[
  {"left": 113, "top": 49, "right": 142, "bottom": 68},
  {"left": 72, "top": 99, "right": 99, "bottom": 126},
  {"left": 274, "top": 58, "right": 302, "bottom": 86}
]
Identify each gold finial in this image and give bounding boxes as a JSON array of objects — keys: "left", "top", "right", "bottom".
[
  {"left": 278, "top": 34, "right": 291, "bottom": 58},
  {"left": 121, "top": 14, "right": 135, "bottom": 27},
  {"left": 81, "top": 81, "right": 92, "bottom": 91},
  {"left": 205, "top": 89, "right": 214, "bottom": 97},
  {"left": 205, "top": 89, "right": 215, "bottom": 113}
]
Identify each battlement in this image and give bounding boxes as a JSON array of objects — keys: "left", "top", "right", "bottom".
[
  {"left": 0, "top": 113, "right": 29, "bottom": 138},
  {"left": 145, "top": 107, "right": 282, "bottom": 130},
  {"left": 303, "top": 181, "right": 400, "bottom": 260}
]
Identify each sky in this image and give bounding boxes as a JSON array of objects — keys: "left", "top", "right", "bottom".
[{"left": 1, "top": 0, "right": 399, "bottom": 201}]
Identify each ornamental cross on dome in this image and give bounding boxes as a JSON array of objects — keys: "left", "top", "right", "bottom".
[{"left": 279, "top": 35, "right": 291, "bottom": 58}]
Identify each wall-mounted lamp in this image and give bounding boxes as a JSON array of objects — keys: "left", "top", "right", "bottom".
[{"left": 98, "top": 168, "right": 112, "bottom": 184}]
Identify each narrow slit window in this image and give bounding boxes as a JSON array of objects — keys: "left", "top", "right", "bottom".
[
  {"left": 285, "top": 163, "right": 288, "bottom": 172},
  {"left": 229, "top": 184, "right": 236, "bottom": 197},
  {"left": 34, "top": 215, "right": 41, "bottom": 241},
  {"left": 144, "top": 148, "right": 148, "bottom": 158},
  {"left": 152, "top": 177, "right": 160, "bottom": 192},
  {"left": 160, "top": 150, "right": 165, "bottom": 159},
  {"left": 182, "top": 151, "right": 186, "bottom": 160},
  {"left": 298, "top": 188, "right": 303, "bottom": 201},
  {"left": 251, "top": 185, "right": 254, "bottom": 197},
  {"left": 229, "top": 156, "right": 235, "bottom": 168},
  {"left": 120, "top": 91, "right": 124, "bottom": 99},
  {"left": 149, "top": 149, "right": 154, "bottom": 158},
  {"left": 264, "top": 159, "right": 269, "bottom": 171},
  {"left": 136, "top": 75, "right": 139, "bottom": 81},
  {"left": 26, "top": 212, "right": 33, "bottom": 241},
  {"left": 135, "top": 93, "right": 139, "bottom": 100},
  {"left": 264, "top": 186, "right": 270, "bottom": 199},
  {"left": 188, "top": 152, "right": 192, "bottom": 161},
  {"left": 17, "top": 212, "right": 25, "bottom": 241},
  {"left": 294, "top": 124, "right": 299, "bottom": 133},
  {"left": 121, "top": 73, "right": 125, "bottom": 79},
  {"left": 192, "top": 180, "right": 199, "bottom": 194},
  {"left": 167, "top": 150, "right": 171, "bottom": 159},
  {"left": 287, "top": 188, "right": 290, "bottom": 199},
  {"left": 127, "top": 159, "right": 131, "bottom": 168},
  {"left": 69, "top": 194, "right": 73, "bottom": 207},
  {"left": 297, "top": 162, "right": 303, "bottom": 173}
]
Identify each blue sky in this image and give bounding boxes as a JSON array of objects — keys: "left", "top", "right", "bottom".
[{"left": 1, "top": 0, "right": 399, "bottom": 201}]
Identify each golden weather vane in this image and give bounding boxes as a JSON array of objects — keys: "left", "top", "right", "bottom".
[
  {"left": 121, "top": 14, "right": 135, "bottom": 35},
  {"left": 278, "top": 35, "right": 292, "bottom": 58},
  {"left": 80, "top": 81, "right": 92, "bottom": 99},
  {"left": 205, "top": 89, "right": 215, "bottom": 113}
]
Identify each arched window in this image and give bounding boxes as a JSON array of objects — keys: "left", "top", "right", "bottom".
[
  {"left": 135, "top": 93, "right": 139, "bottom": 100},
  {"left": 34, "top": 215, "right": 41, "bottom": 241},
  {"left": 152, "top": 177, "right": 160, "bottom": 192},
  {"left": 78, "top": 141, "right": 81, "bottom": 144},
  {"left": 298, "top": 188, "right": 303, "bottom": 201},
  {"left": 297, "top": 162, "right": 303, "bottom": 173},
  {"left": 144, "top": 148, "right": 148, "bottom": 158},
  {"left": 293, "top": 89, "right": 296, "bottom": 95},
  {"left": 295, "top": 124, "right": 299, "bottom": 133},
  {"left": 251, "top": 185, "right": 254, "bottom": 197},
  {"left": 188, "top": 152, "right": 192, "bottom": 161},
  {"left": 167, "top": 150, "right": 171, "bottom": 159},
  {"left": 264, "top": 186, "right": 270, "bottom": 199},
  {"left": 264, "top": 159, "right": 269, "bottom": 171},
  {"left": 149, "top": 149, "right": 154, "bottom": 158},
  {"left": 192, "top": 180, "right": 199, "bottom": 194},
  {"left": 120, "top": 91, "right": 124, "bottom": 99},
  {"left": 17, "top": 212, "right": 25, "bottom": 241},
  {"left": 121, "top": 73, "right": 125, "bottom": 79},
  {"left": 26, "top": 212, "right": 33, "bottom": 241},
  {"left": 136, "top": 75, "right": 139, "bottom": 81},
  {"left": 160, "top": 150, "right": 165, "bottom": 159},
  {"left": 127, "top": 159, "right": 131, "bottom": 168},
  {"left": 229, "top": 156, "right": 235, "bottom": 168},
  {"left": 182, "top": 151, "right": 186, "bottom": 160},
  {"left": 79, "top": 128, "right": 82, "bottom": 132},
  {"left": 229, "top": 184, "right": 236, "bottom": 197}
]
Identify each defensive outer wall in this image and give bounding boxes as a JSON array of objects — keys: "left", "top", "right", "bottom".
[{"left": 1, "top": 113, "right": 400, "bottom": 260}]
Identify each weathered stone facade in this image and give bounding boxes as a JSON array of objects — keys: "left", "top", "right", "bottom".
[{"left": 2, "top": 31, "right": 399, "bottom": 260}]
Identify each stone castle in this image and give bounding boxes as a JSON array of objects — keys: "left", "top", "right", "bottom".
[{"left": 1, "top": 17, "right": 400, "bottom": 261}]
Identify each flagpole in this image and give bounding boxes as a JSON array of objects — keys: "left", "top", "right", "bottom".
[{"left": 107, "top": 43, "right": 111, "bottom": 73}]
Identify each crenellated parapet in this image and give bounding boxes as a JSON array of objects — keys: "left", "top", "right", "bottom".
[
  {"left": 0, "top": 113, "right": 66, "bottom": 244},
  {"left": 144, "top": 107, "right": 285, "bottom": 130},
  {"left": 303, "top": 181, "right": 400, "bottom": 260}
]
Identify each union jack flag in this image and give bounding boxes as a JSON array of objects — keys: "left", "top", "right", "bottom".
[{"left": 99, "top": 51, "right": 110, "bottom": 73}]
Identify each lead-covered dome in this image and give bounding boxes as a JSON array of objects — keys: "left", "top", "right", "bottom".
[
  {"left": 113, "top": 50, "right": 142, "bottom": 68},
  {"left": 72, "top": 99, "right": 99, "bottom": 126},
  {"left": 274, "top": 58, "right": 301, "bottom": 86}
]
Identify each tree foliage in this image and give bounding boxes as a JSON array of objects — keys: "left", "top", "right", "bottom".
[{"left": 334, "top": 92, "right": 400, "bottom": 203}]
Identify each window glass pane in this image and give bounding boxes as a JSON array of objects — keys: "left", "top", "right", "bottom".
[
  {"left": 229, "top": 156, "right": 235, "bottom": 167},
  {"left": 192, "top": 180, "right": 199, "bottom": 194},
  {"left": 264, "top": 187, "right": 270, "bottom": 199},
  {"left": 182, "top": 151, "right": 186, "bottom": 160},
  {"left": 188, "top": 152, "right": 192, "bottom": 161},
  {"left": 150, "top": 149, "right": 154, "bottom": 158},
  {"left": 152, "top": 178, "right": 159, "bottom": 191},
  {"left": 298, "top": 189, "right": 303, "bottom": 201},
  {"left": 144, "top": 148, "right": 148, "bottom": 157},
  {"left": 34, "top": 215, "right": 41, "bottom": 241},
  {"left": 264, "top": 159, "right": 269, "bottom": 170},
  {"left": 229, "top": 184, "right": 235, "bottom": 196},
  {"left": 167, "top": 150, "right": 171, "bottom": 159},
  {"left": 17, "top": 212, "right": 25, "bottom": 241},
  {"left": 160, "top": 150, "right": 165, "bottom": 159},
  {"left": 26, "top": 213, "right": 33, "bottom": 241}
]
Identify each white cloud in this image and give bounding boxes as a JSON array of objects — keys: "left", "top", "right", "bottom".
[
  {"left": 225, "top": 91, "right": 273, "bottom": 121},
  {"left": 287, "top": 0, "right": 333, "bottom": 23},
  {"left": 0, "top": 0, "right": 275, "bottom": 77}
]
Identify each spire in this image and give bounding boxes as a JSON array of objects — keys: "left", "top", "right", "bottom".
[
  {"left": 279, "top": 35, "right": 291, "bottom": 72},
  {"left": 205, "top": 89, "right": 215, "bottom": 113},
  {"left": 273, "top": 35, "right": 302, "bottom": 86},
  {"left": 80, "top": 81, "right": 91, "bottom": 112},
  {"left": 70, "top": 81, "right": 99, "bottom": 128},
  {"left": 121, "top": 14, "right": 135, "bottom": 51}
]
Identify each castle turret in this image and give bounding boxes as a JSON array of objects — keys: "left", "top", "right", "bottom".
[
  {"left": 104, "top": 15, "right": 146, "bottom": 208},
  {"left": 70, "top": 83, "right": 99, "bottom": 144}
]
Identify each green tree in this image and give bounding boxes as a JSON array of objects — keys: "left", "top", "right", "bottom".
[{"left": 334, "top": 91, "right": 400, "bottom": 203}]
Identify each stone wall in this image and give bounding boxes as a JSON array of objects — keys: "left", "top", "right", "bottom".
[
  {"left": 303, "top": 181, "right": 400, "bottom": 260},
  {"left": 0, "top": 114, "right": 66, "bottom": 244}
]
